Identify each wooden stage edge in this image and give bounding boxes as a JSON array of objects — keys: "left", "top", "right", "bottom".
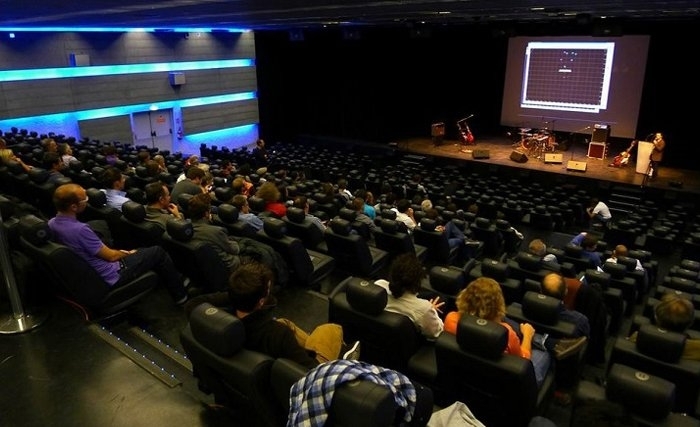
[{"left": 396, "top": 135, "right": 700, "bottom": 198}]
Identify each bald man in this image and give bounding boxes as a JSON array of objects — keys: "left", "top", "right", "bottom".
[
  {"left": 49, "top": 183, "right": 189, "bottom": 305},
  {"left": 541, "top": 273, "right": 590, "bottom": 339}
]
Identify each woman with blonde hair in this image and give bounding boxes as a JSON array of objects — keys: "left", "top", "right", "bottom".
[
  {"left": 445, "top": 277, "right": 550, "bottom": 386},
  {"left": 0, "top": 147, "right": 32, "bottom": 172}
]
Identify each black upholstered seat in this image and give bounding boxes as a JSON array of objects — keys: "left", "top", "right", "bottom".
[{"left": 18, "top": 214, "right": 157, "bottom": 318}]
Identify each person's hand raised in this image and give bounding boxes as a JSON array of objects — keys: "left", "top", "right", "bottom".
[
  {"left": 429, "top": 296, "right": 444, "bottom": 314},
  {"left": 520, "top": 322, "right": 535, "bottom": 338}
]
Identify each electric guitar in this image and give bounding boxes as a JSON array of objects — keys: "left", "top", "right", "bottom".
[
  {"left": 610, "top": 140, "right": 636, "bottom": 167},
  {"left": 458, "top": 121, "right": 475, "bottom": 145}
]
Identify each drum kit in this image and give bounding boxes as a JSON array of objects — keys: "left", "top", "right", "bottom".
[{"left": 515, "top": 127, "right": 558, "bottom": 159}]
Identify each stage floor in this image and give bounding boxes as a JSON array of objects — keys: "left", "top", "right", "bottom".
[{"left": 397, "top": 135, "right": 700, "bottom": 196}]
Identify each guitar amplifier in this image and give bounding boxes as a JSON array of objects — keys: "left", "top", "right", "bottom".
[
  {"left": 431, "top": 122, "right": 445, "bottom": 137},
  {"left": 587, "top": 142, "right": 606, "bottom": 159}
]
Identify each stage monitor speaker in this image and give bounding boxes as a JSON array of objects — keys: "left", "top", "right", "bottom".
[
  {"left": 472, "top": 149, "right": 490, "bottom": 159},
  {"left": 544, "top": 153, "right": 563, "bottom": 164},
  {"left": 567, "top": 160, "right": 588, "bottom": 172},
  {"left": 509, "top": 150, "right": 528, "bottom": 163}
]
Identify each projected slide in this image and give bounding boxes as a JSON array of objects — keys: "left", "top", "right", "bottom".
[
  {"left": 521, "top": 42, "right": 614, "bottom": 113},
  {"left": 501, "top": 36, "right": 649, "bottom": 138}
]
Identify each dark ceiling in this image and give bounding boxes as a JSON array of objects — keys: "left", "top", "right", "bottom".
[{"left": 1, "top": 0, "right": 699, "bottom": 31}]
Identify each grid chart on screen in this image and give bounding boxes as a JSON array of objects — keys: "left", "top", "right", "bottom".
[{"left": 521, "top": 42, "right": 614, "bottom": 113}]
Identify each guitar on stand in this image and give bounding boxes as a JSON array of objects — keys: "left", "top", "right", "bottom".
[
  {"left": 457, "top": 115, "right": 475, "bottom": 153},
  {"left": 609, "top": 140, "right": 637, "bottom": 167}
]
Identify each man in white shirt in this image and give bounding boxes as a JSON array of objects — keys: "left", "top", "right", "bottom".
[
  {"left": 373, "top": 253, "right": 444, "bottom": 340},
  {"left": 392, "top": 199, "right": 417, "bottom": 232},
  {"left": 100, "top": 166, "right": 132, "bottom": 211},
  {"left": 586, "top": 197, "right": 612, "bottom": 227}
]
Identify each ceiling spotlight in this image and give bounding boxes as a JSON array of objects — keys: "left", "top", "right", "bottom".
[{"left": 9, "top": 32, "right": 15, "bottom": 39}]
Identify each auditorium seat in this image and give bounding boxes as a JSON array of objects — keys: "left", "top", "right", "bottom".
[{"left": 18, "top": 214, "right": 157, "bottom": 319}]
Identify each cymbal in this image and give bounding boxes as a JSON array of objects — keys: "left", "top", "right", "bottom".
[
  {"left": 519, "top": 128, "right": 532, "bottom": 132},
  {"left": 518, "top": 132, "right": 532, "bottom": 136}
]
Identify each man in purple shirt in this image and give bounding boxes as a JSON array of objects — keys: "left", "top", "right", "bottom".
[{"left": 48, "top": 183, "right": 189, "bottom": 304}]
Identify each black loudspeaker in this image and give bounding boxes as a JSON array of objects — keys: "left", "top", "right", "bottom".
[
  {"left": 509, "top": 150, "right": 528, "bottom": 163},
  {"left": 472, "top": 149, "right": 490, "bottom": 159}
]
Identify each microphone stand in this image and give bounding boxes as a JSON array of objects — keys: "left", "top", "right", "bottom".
[{"left": 569, "top": 126, "right": 592, "bottom": 161}]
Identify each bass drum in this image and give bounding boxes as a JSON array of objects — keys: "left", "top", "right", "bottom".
[{"left": 521, "top": 137, "right": 535, "bottom": 150}]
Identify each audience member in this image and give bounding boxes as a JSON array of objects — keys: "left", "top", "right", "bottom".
[
  {"left": 0, "top": 147, "right": 32, "bottom": 172},
  {"left": 605, "top": 243, "right": 649, "bottom": 292},
  {"left": 144, "top": 181, "right": 183, "bottom": 229},
  {"left": 152, "top": 154, "right": 168, "bottom": 173},
  {"left": 48, "top": 183, "right": 189, "bottom": 304},
  {"left": 58, "top": 143, "right": 78, "bottom": 168},
  {"left": 363, "top": 190, "right": 377, "bottom": 219},
  {"left": 185, "top": 261, "right": 358, "bottom": 369},
  {"left": 373, "top": 253, "right": 444, "bottom": 340},
  {"left": 337, "top": 178, "right": 353, "bottom": 202},
  {"left": 100, "top": 167, "right": 131, "bottom": 211},
  {"left": 256, "top": 181, "right": 287, "bottom": 218},
  {"left": 230, "top": 195, "right": 264, "bottom": 231},
  {"left": 539, "top": 273, "right": 591, "bottom": 342},
  {"left": 43, "top": 152, "right": 67, "bottom": 185},
  {"left": 569, "top": 232, "right": 603, "bottom": 268},
  {"left": 444, "top": 277, "right": 550, "bottom": 387},
  {"left": 351, "top": 197, "right": 376, "bottom": 235},
  {"left": 392, "top": 198, "right": 417, "bottom": 232},
  {"left": 292, "top": 196, "right": 325, "bottom": 231},
  {"left": 171, "top": 165, "right": 206, "bottom": 201},
  {"left": 528, "top": 238, "right": 560, "bottom": 269},
  {"left": 176, "top": 155, "right": 200, "bottom": 183},
  {"left": 102, "top": 145, "right": 119, "bottom": 166},
  {"left": 136, "top": 150, "right": 151, "bottom": 166},
  {"left": 605, "top": 244, "right": 644, "bottom": 271},
  {"left": 628, "top": 293, "right": 700, "bottom": 360},
  {"left": 586, "top": 197, "right": 612, "bottom": 227},
  {"left": 187, "top": 193, "right": 242, "bottom": 274},
  {"left": 423, "top": 207, "right": 477, "bottom": 261},
  {"left": 41, "top": 137, "right": 58, "bottom": 153},
  {"left": 231, "top": 176, "right": 254, "bottom": 197}
]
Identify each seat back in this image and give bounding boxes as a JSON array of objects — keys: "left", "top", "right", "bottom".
[
  {"left": 609, "top": 324, "right": 700, "bottom": 414},
  {"left": 412, "top": 218, "right": 457, "bottom": 265},
  {"left": 373, "top": 218, "right": 424, "bottom": 261},
  {"left": 507, "top": 251, "right": 552, "bottom": 283},
  {"left": 255, "top": 217, "right": 335, "bottom": 287},
  {"left": 434, "top": 314, "right": 552, "bottom": 427},
  {"left": 328, "top": 277, "right": 425, "bottom": 372},
  {"left": 270, "top": 358, "right": 433, "bottom": 427},
  {"left": 506, "top": 291, "right": 578, "bottom": 337},
  {"left": 161, "top": 218, "right": 230, "bottom": 292},
  {"left": 118, "top": 200, "right": 166, "bottom": 248},
  {"left": 470, "top": 217, "right": 504, "bottom": 258},
  {"left": 325, "top": 218, "right": 388, "bottom": 277},
  {"left": 212, "top": 203, "right": 258, "bottom": 238},
  {"left": 282, "top": 206, "right": 327, "bottom": 250},
  {"left": 179, "top": 304, "right": 278, "bottom": 427}
]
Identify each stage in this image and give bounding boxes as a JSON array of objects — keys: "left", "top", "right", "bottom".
[{"left": 396, "top": 135, "right": 700, "bottom": 197}]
